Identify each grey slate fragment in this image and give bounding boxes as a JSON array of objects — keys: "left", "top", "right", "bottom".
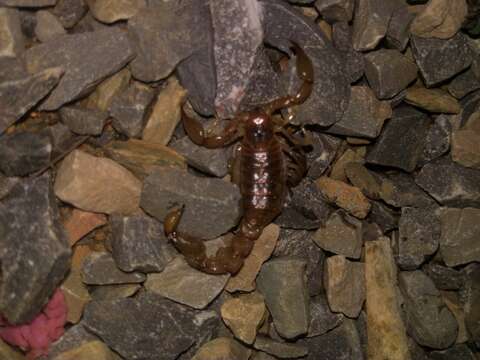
[
  {"left": 59, "top": 105, "right": 108, "bottom": 136},
  {"left": 368, "top": 201, "right": 398, "bottom": 233},
  {"left": 394, "top": 207, "right": 441, "bottom": 270},
  {"left": 423, "top": 263, "right": 464, "bottom": 291},
  {"left": 0, "top": 175, "right": 19, "bottom": 200},
  {"left": 0, "top": 57, "right": 27, "bottom": 82},
  {"left": 253, "top": 336, "right": 308, "bottom": 359},
  {"left": 411, "top": 33, "right": 474, "bottom": 87},
  {"left": 52, "top": 0, "right": 88, "bottom": 28},
  {"left": 331, "top": 22, "right": 364, "bottom": 83},
  {"left": 35, "top": 10, "right": 66, "bottom": 43},
  {"left": 364, "top": 49, "right": 418, "bottom": 99},
  {"left": 386, "top": 6, "right": 414, "bottom": 51},
  {"left": 111, "top": 214, "right": 176, "bottom": 273},
  {"left": 0, "top": 67, "right": 63, "bottom": 134},
  {"left": 261, "top": 0, "right": 350, "bottom": 126},
  {"left": 46, "top": 324, "right": 100, "bottom": 359},
  {"left": 24, "top": 28, "right": 135, "bottom": 110},
  {"left": 344, "top": 162, "right": 382, "bottom": 200},
  {"left": 82, "top": 292, "right": 207, "bottom": 360},
  {"left": 448, "top": 62, "right": 480, "bottom": 99},
  {"left": 399, "top": 271, "right": 458, "bottom": 349},
  {"left": 0, "top": 131, "right": 51, "bottom": 176},
  {"left": 257, "top": 257, "right": 310, "bottom": 339},
  {"left": 90, "top": 284, "right": 141, "bottom": 301},
  {"left": 141, "top": 168, "right": 241, "bottom": 239},
  {"left": 0, "top": 174, "right": 71, "bottom": 324},
  {"left": 109, "top": 82, "right": 155, "bottom": 138},
  {"left": 210, "top": 0, "right": 263, "bottom": 118},
  {"left": 415, "top": 156, "right": 480, "bottom": 207},
  {"left": 0, "top": 0, "right": 56, "bottom": 6},
  {"left": 0, "top": 7, "right": 24, "bottom": 58},
  {"left": 82, "top": 252, "right": 146, "bottom": 285},
  {"left": 419, "top": 115, "right": 451, "bottom": 165},
  {"left": 366, "top": 105, "right": 431, "bottom": 172},
  {"left": 306, "top": 132, "right": 341, "bottom": 179},
  {"left": 463, "top": 265, "right": 480, "bottom": 347},
  {"left": 42, "top": 122, "right": 77, "bottom": 160},
  {"left": 308, "top": 294, "right": 344, "bottom": 337},
  {"left": 430, "top": 345, "right": 476, "bottom": 360},
  {"left": 314, "top": 0, "right": 354, "bottom": 23}
]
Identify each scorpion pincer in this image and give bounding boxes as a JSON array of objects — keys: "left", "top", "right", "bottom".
[{"left": 164, "top": 42, "right": 314, "bottom": 275}]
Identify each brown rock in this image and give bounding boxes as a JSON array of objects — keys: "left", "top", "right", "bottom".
[
  {"left": 71, "top": 244, "right": 95, "bottom": 271},
  {"left": 330, "top": 148, "right": 364, "bottom": 182},
  {"left": 61, "top": 269, "right": 91, "bottom": 324},
  {"left": 63, "top": 209, "right": 107, "bottom": 246},
  {"left": 54, "top": 150, "right": 142, "bottom": 215},
  {"left": 324, "top": 255, "right": 365, "bottom": 318},
  {"left": 451, "top": 129, "right": 480, "bottom": 169},
  {"left": 0, "top": 338, "right": 25, "bottom": 360},
  {"left": 86, "top": 0, "right": 146, "bottom": 23},
  {"left": 50, "top": 339, "right": 120, "bottom": 360},
  {"left": 142, "top": 76, "right": 187, "bottom": 145},
  {"left": 226, "top": 224, "right": 280, "bottom": 292},
  {"left": 405, "top": 87, "right": 461, "bottom": 114},
  {"left": 410, "top": 0, "right": 468, "bottom": 39},
  {"left": 192, "top": 337, "right": 251, "bottom": 360},
  {"left": 86, "top": 68, "right": 131, "bottom": 111},
  {"left": 365, "top": 238, "right": 411, "bottom": 360},
  {"left": 316, "top": 176, "right": 371, "bottom": 219},
  {"left": 90, "top": 284, "right": 141, "bottom": 301},
  {"left": 345, "top": 162, "right": 382, "bottom": 200},
  {"left": 441, "top": 291, "right": 469, "bottom": 344},
  {"left": 466, "top": 112, "right": 480, "bottom": 133}
]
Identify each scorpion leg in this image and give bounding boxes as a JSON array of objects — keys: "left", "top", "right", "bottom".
[{"left": 182, "top": 108, "right": 240, "bottom": 148}]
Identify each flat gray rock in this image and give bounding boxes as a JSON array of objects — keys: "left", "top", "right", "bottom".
[
  {"left": 52, "top": 0, "right": 88, "bottom": 28},
  {"left": 0, "top": 174, "right": 71, "bottom": 324},
  {"left": 24, "top": 28, "right": 135, "bottom": 110},
  {"left": 0, "top": 7, "right": 24, "bottom": 58},
  {"left": 35, "top": 10, "right": 66, "bottom": 43},
  {"left": 308, "top": 294, "right": 344, "bottom": 337},
  {"left": 463, "top": 265, "right": 480, "bottom": 347},
  {"left": 315, "top": 0, "right": 354, "bottom": 23},
  {"left": 368, "top": 201, "right": 398, "bottom": 233},
  {"left": 331, "top": 22, "right": 365, "bottom": 83},
  {"left": 419, "top": 115, "right": 451, "bottom": 165},
  {"left": 423, "top": 263, "right": 464, "bottom": 291},
  {"left": 59, "top": 105, "right": 108, "bottom": 136},
  {"left": 141, "top": 168, "right": 241, "bottom": 239},
  {"left": 82, "top": 252, "right": 146, "bottom": 285},
  {"left": 386, "top": 6, "right": 414, "bottom": 51},
  {"left": 0, "top": 0, "right": 56, "bottom": 6}
]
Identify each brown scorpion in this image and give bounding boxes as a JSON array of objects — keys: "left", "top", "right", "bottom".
[{"left": 164, "top": 43, "right": 314, "bottom": 275}]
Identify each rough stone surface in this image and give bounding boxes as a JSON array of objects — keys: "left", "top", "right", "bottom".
[
  {"left": 366, "top": 105, "right": 431, "bottom": 172},
  {"left": 86, "top": 68, "right": 131, "bottom": 112},
  {"left": 330, "top": 148, "right": 365, "bottom": 183},
  {"left": 368, "top": 201, "right": 399, "bottom": 233},
  {"left": 423, "top": 263, "right": 464, "bottom": 290},
  {"left": 448, "top": 62, "right": 480, "bottom": 99},
  {"left": 141, "top": 167, "right": 241, "bottom": 239},
  {"left": 315, "top": 0, "right": 354, "bottom": 23},
  {"left": 0, "top": 0, "right": 56, "bottom": 6},
  {"left": 411, "top": 33, "right": 473, "bottom": 87},
  {"left": 430, "top": 344, "right": 476, "bottom": 360},
  {"left": 331, "top": 22, "right": 365, "bottom": 83},
  {"left": 35, "top": 10, "right": 66, "bottom": 43},
  {"left": 81, "top": 252, "right": 145, "bottom": 285},
  {"left": 0, "top": 131, "right": 51, "bottom": 176},
  {"left": 386, "top": 6, "right": 415, "bottom": 51},
  {"left": 55, "top": 150, "right": 142, "bottom": 215},
  {"left": 463, "top": 265, "right": 480, "bottom": 347},
  {"left": 0, "top": 174, "right": 71, "bottom": 324},
  {"left": 52, "top": 0, "right": 88, "bottom": 28},
  {"left": 63, "top": 209, "right": 107, "bottom": 246},
  {"left": 0, "top": 67, "right": 63, "bottom": 134},
  {"left": 364, "top": 49, "right": 418, "bottom": 99},
  {"left": 308, "top": 294, "right": 344, "bottom": 337},
  {"left": 415, "top": 156, "right": 480, "bottom": 207},
  {"left": 451, "top": 128, "right": 480, "bottom": 169},
  {"left": 87, "top": 0, "right": 145, "bottom": 23},
  {"left": 90, "top": 284, "right": 141, "bottom": 301},
  {"left": 441, "top": 291, "right": 469, "bottom": 344},
  {"left": 24, "top": 28, "right": 135, "bottom": 110},
  {"left": 324, "top": 255, "right": 365, "bottom": 318},
  {"left": 59, "top": 106, "right": 108, "bottom": 136},
  {"left": 253, "top": 335, "right": 309, "bottom": 359},
  {"left": 60, "top": 269, "right": 91, "bottom": 324},
  {"left": 405, "top": 87, "right": 461, "bottom": 114},
  {"left": 345, "top": 162, "right": 382, "bottom": 200},
  {"left": 399, "top": 270, "right": 458, "bottom": 349},
  {"left": 365, "top": 239, "right": 410, "bottom": 360},
  {"left": 145, "top": 257, "right": 229, "bottom": 309},
  {"left": 257, "top": 257, "right": 309, "bottom": 339},
  {"left": 192, "top": 337, "right": 251, "bottom": 360},
  {"left": 437, "top": 207, "right": 480, "bottom": 266},
  {"left": 420, "top": 114, "right": 451, "bottom": 165},
  {"left": 0, "top": 7, "right": 24, "bottom": 58},
  {"left": 306, "top": 133, "right": 341, "bottom": 179}
]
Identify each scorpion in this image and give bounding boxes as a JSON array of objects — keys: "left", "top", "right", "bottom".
[{"left": 164, "top": 42, "right": 314, "bottom": 275}]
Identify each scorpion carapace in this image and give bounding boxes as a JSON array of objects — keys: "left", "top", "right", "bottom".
[{"left": 164, "top": 42, "right": 314, "bottom": 274}]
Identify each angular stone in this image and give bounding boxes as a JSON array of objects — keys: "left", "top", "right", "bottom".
[
  {"left": 386, "top": 6, "right": 415, "bottom": 51},
  {"left": 226, "top": 224, "right": 280, "bottom": 292},
  {"left": 60, "top": 269, "right": 91, "bottom": 324},
  {"left": 313, "top": 211, "right": 363, "bottom": 259},
  {"left": 111, "top": 214, "right": 175, "bottom": 273},
  {"left": 0, "top": 338, "right": 24, "bottom": 360},
  {"left": 411, "top": 33, "right": 473, "bottom": 87},
  {"left": 24, "top": 28, "right": 135, "bottom": 110},
  {"left": 327, "top": 86, "right": 391, "bottom": 138},
  {"left": 87, "top": 0, "right": 145, "bottom": 23},
  {"left": 83, "top": 292, "right": 212, "bottom": 360},
  {"left": 306, "top": 133, "right": 341, "bottom": 179},
  {"left": 410, "top": 0, "right": 468, "bottom": 39},
  {"left": 395, "top": 207, "right": 441, "bottom": 270},
  {"left": 316, "top": 176, "right": 371, "bottom": 219},
  {"left": 109, "top": 81, "right": 155, "bottom": 138},
  {"left": 90, "top": 284, "right": 141, "bottom": 301},
  {"left": 463, "top": 265, "right": 480, "bottom": 347},
  {"left": 379, "top": 171, "right": 436, "bottom": 208},
  {"left": 451, "top": 129, "right": 480, "bottom": 169},
  {"left": 0, "top": 174, "right": 19, "bottom": 201},
  {"left": 0, "top": 57, "right": 27, "bottom": 82},
  {"left": 0, "top": 7, "right": 24, "bottom": 58},
  {"left": 324, "top": 255, "right": 365, "bottom": 318},
  {"left": 253, "top": 336, "right": 308, "bottom": 359},
  {"left": 257, "top": 257, "right": 309, "bottom": 339},
  {"left": 430, "top": 344, "right": 476, "bottom": 360},
  {"left": 365, "top": 239, "right": 410, "bottom": 360},
  {"left": 314, "top": 0, "right": 354, "bottom": 23},
  {"left": 366, "top": 105, "right": 431, "bottom": 172},
  {"left": 261, "top": 0, "right": 350, "bottom": 126},
  {"left": 63, "top": 209, "right": 107, "bottom": 246},
  {"left": 448, "top": 59, "right": 480, "bottom": 99},
  {"left": 423, "top": 263, "right": 464, "bottom": 290},
  {"left": 420, "top": 114, "right": 451, "bottom": 165},
  {"left": 399, "top": 270, "right": 458, "bottom": 349},
  {"left": 331, "top": 22, "right": 365, "bottom": 83},
  {"left": 308, "top": 294, "right": 344, "bottom": 337},
  {"left": 352, "top": 0, "right": 398, "bottom": 51},
  {"left": 0, "top": 0, "right": 56, "bottom": 6},
  {"left": 441, "top": 291, "right": 469, "bottom": 344},
  {"left": 142, "top": 76, "right": 186, "bottom": 145},
  {"left": 364, "top": 49, "right": 418, "bottom": 99},
  {"left": 85, "top": 68, "right": 131, "bottom": 112},
  {"left": 0, "top": 174, "right": 71, "bottom": 323},
  {"left": 329, "top": 148, "right": 365, "bottom": 183},
  {"left": 221, "top": 292, "right": 266, "bottom": 344},
  {"left": 141, "top": 168, "right": 241, "bottom": 239},
  {"left": 437, "top": 207, "right": 480, "bottom": 266},
  {"left": 82, "top": 252, "right": 145, "bottom": 285},
  {"left": 0, "top": 131, "right": 51, "bottom": 176},
  {"left": 405, "top": 87, "right": 461, "bottom": 113},
  {"left": 415, "top": 157, "right": 480, "bottom": 207},
  {"left": 345, "top": 162, "right": 382, "bottom": 200},
  {"left": 35, "top": 10, "right": 66, "bottom": 43},
  {"left": 368, "top": 201, "right": 398, "bottom": 233},
  {"left": 145, "top": 257, "right": 229, "bottom": 309},
  {"left": 192, "top": 337, "right": 251, "bottom": 360},
  {"left": 55, "top": 150, "right": 142, "bottom": 215},
  {"left": 59, "top": 106, "right": 108, "bottom": 136},
  {"left": 52, "top": 0, "right": 88, "bottom": 28},
  {"left": 0, "top": 67, "right": 63, "bottom": 134}
]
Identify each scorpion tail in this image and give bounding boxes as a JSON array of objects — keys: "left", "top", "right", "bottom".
[{"left": 164, "top": 207, "right": 255, "bottom": 275}]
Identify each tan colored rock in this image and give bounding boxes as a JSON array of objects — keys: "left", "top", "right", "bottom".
[
  {"left": 316, "top": 176, "right": 371, "bottom": 219},
  {"left": 466, "top": 112, "right": 480, "bottom": 133},
  {"left": 90, "top": 283, "right": 141, "bottom": 301},
  {"left": 143, "top": 76, "right": 187, "bottom": 145},
  {"left": 410, "top": 0, "right": 468, "bottom": 39},
  {"left": 365, "top": 238, "right": 411, "bottom": 360},
  {"left": 442, "top": 291, "right": 469, "bottom": 344},
  {"left": 71, "top": 244, "right": 95, "bottom": 271},
  {"left": 345, "top": 162, "right": 382, "bottom": 200},
  {"left": 61, "top": 269, "right": 91, "bottom": 324},
  {"left": 405, "top": 87, "right": 461, "bottom": 114},
  {"left": 330, "top": 149, "right": 364, "bottom": 182},
  {"left": 221, "top": 292, "right": 266, "bottom": 344},
  {"left": 104, "top": 139, "right": 186, "bottom": 179},
  {"left": 50, "top": 339, "right": 118, "bottom": 360},
  {"left": 451, "top": 129, "right": 480, "bottom": 169},
  {"left": 0, "top": 338, "right": 25, "bottom": 360},
  {"left": 54, "top": 150, "right": 142, "bottom": 215},
  {"left": 192, "top": 337, "right": 251, "bottom": 360},
  {"left": 86, "top": 68, "right": 131, "bottom": 111},
  {"left": 63, "top": 209, "right": 107, "bottom": 246},
  {"left": 86, "top": 0, "right": 146, "bottom": 24},
  {"left": 226, "top": 224, "right": 280, "bottom": 292}
]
